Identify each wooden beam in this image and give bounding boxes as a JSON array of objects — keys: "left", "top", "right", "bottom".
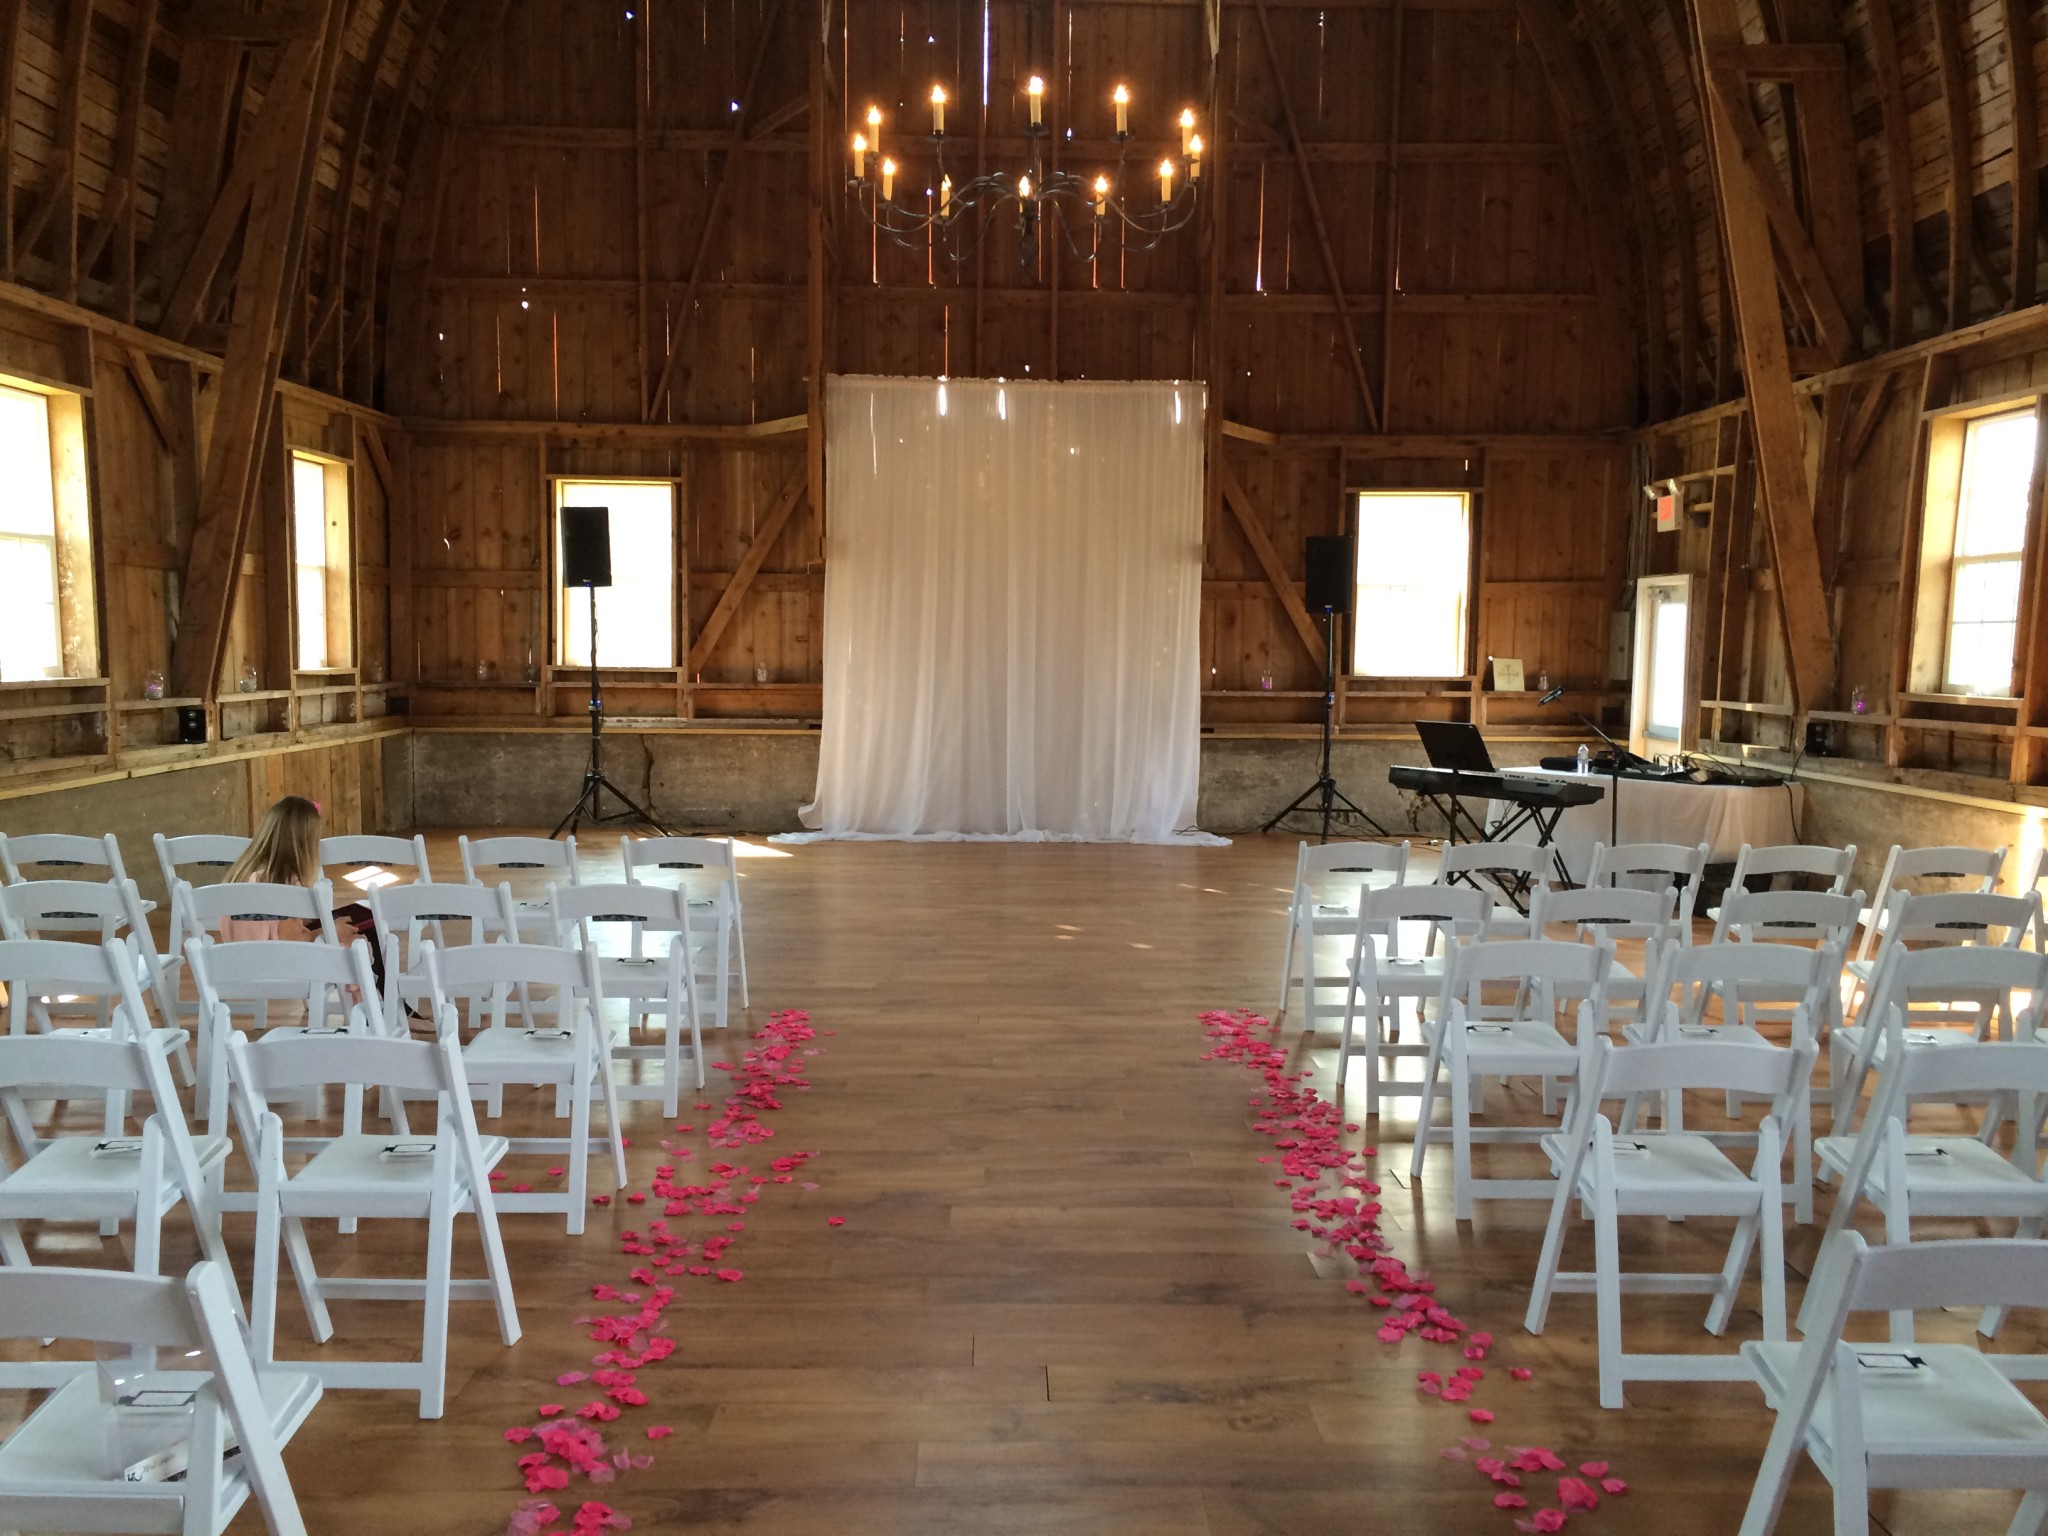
[
  {"left": 1251, "top": 0, "right": 1380, "bottom": 432},
  {"left": 644, "top": 0, "right": 787, "bottom": 422},
  {"left": 1721, "top": 41, "right": 1846, "bottom": 79},
  {"left": 1584, "top": 14, "right": 1670, "bottom": 414},
  {"left": 169, "top": 0, "right": 346, "bottom": 700},
  {"left": 1861, "top": 0, "right": 1922, "bottom": 347},
  {"left": 122, "top": 345, "right": 179, "bottom": 451},
  {"left": 184, "top": 0, "right": 323, "bottom": 40},
  {"left": 1692, "top": 0, "right": 1836, "bottom": 712},
  {"left": 685, "top": 466, "right": 809, "bottom": 676},
  {"left": 0, "top": 0, "right": 25, "bottom": 283},
  {"left": 138, "top": 31, "right": 242, "bottom": 312},
  {"left": 1929, "top": 0, "right": 1998, "bottom": 326},
  {"left": 77, "top": 0, "right": 159, "bottom": 319},
  {"left": 1999, "top": 0, "right": 2040, "bottom": 309},
  {"left": 1219, "top": 461, "right": 1326, "bottom": 668},
  {"left": 1613, "top": 0, "right": 1702, "bottom": 410},
  {"left": 1811, "top": 384, "right": 1853, "bottom": 587},
  {"left": 1376, "top": 0, "right": 1401, "bottom": 430},
  {"left": 1845, "top": 372, "right": 1894, "bottom": 465},
  {"left": 13, "top": 0, "right": 92, "bottom": 297},
  {"left": 805, "top": 0, "right": 831, "bottom": 542}
]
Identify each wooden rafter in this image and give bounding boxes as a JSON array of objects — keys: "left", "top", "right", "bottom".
[
  {"left": 169, "top": 0, "right": 348, "bottom": 700},
  {"left": 1858, "top": 0, "right": 1921, "bottom": 346},
  {"left": 805, "top": 0, "right": 831, "bottom": 538},
  {"left": 1220, "top": 461, "right": 1325, "bottom": 669},
  {"left": 1582, "top": 14, "right": 1669, "bottom": 413},
  {"left": 1654, "top": 0, "right": 1735, "bottom": 397},
  {"left": 644, "top": 0, "right": 787, "bottom": 423},
  {"left": 13, "top": 0, "right": 92, "bottom": 297},
  {"left": 1845, "top": 371, "right": 1894, "bottom": 466},
  {"left": 122, "top": 345, "right": 179, "bottom": 451},
  {"left": 1998, "top": 0, "right": 2040, "bottom": 309},
  {"left": 1691, "top": 0, "right": 1836, "bottom": 712},
  {"left": 1610, "top": 0, "right": 1703, "bottom": 411},
  {"left": 1760, "top": 3, "right": 1862, "bottom": 333},
  {"left": 1250, "top": 0, "right": 1379, "bottom": 433},
  {"left": 77, "top": 0, "right": 159, "bottom": 318},
  {"left": 686, "top": 465, "right": 809, "bottom": 676},
  {"left": 1928, "top": 0, "right": 2001, "bottom": 325}
]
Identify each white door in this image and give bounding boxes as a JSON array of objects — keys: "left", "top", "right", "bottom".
[{"left": 1630, "top": 575, "right": 1692, "bottom": 758}]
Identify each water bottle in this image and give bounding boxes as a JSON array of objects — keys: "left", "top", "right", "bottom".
[{"left": 1576, "top": 744, "right": 1591, "bottom": 776}]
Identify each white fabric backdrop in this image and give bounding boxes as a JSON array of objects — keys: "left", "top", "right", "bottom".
[{"left": 795, "top": 375, "right": 1211, "bottom": 842}]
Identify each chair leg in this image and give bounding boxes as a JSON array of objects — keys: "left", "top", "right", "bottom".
[
  {"left": 418, "top": 1193, "right": 453, "bottom": 1420},
  {"left": 472, "top": 1191, "right": 522, "bottom": 1347},
  {"left": 1706, "top": 1214, "right": 1760, "bottom": 1338},
  {"left": 2008, "top": 1491, "right": 2048, "bottom": 1536},
  {"left": 1830, "top": 1444, "right": 1870, "bottom": 1536},
  {"left": 1275, "top": 910, "right": 1297, "bottom": 1016},
  {"left": 1523, "top": 1169, "right": 1576, "bottom": 1336},
  {"left": 1883, "top": 1189, "right": 1914, "bottom": 1346},
  {"left": 733, "top": 904, "right": 750, "bottom": 1010},
  {"left": 660, "top": 998, "right": 681, "bottom": 1119},
  {"left": 597, "top": 1041, "right": 629, "bottom": 1190},
  {"left": 281, "top": 1216, "right": 333, "bottom": 1343},
  {"left": 1980, "top": 1215, "right": 2046, "bottom": 1339},
  {"left": 1593, "top": 1199, "right": 1625, "bottom": 1410},
  {"left": 566, "top": 1076, "right": 590, "bottom": 1238},
  {"left": 1450, "top": 1054, "right": 1475, "bottom": 1223}
]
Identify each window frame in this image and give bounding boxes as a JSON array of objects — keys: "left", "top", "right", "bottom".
[
  {"left": 1345, "top": 488, "right": 1475, "bottom": 680},
  {"left": 549, "top": 477, "right": 681, "bottom": 672},
  {"left": 0, "top": 373, "right": 97, "bottom": 684},
  {"left": 288, "top": 448, "right": 354, "bottom": 674}
]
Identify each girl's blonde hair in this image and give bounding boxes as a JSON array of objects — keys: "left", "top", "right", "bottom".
[{"left": 226, "top": 795, "right": 322, "bottom": 885}]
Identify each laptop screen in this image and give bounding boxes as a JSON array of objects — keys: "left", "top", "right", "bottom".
[{"left": 1414, "top": 721, "right": 1496, "bottom": 774}]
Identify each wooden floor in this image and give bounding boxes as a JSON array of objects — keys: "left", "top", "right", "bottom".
[{"left": 6, "top": 832, "right": 2041, "bottom": 1533}]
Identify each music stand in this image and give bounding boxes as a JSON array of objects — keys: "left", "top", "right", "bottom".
[
  {"left": 1262, "top": 606, "right": 1389, "bottom": 843},
  {"left": 551, "top": 506, "right": 669, "bottom": 838}
]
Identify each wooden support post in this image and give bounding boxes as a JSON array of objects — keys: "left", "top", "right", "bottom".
[
  {"left": 1377, "top": 0, "right": 1401, "bottom": 431},
  {"left": 1201, "top": 0, "right": 1229, "bottom": 578},
  {"left": 644, "top": 0, "right": 787, "bottom": 422},
  {"left": 633, "top": 3, "right": 652, "bottom": 407},
  {"left": 1220, "top": 461, "right": 1325, "bottom": 669},
  {"left": 1887, "top": 354, "right": 1956, "bottom": 765},
  {"left": 1999, "top": 0, "right": 2040, "bottom": 310},
  {"left": 686, "top": 466, "right": 809, "bottom": 676},
  {"left": 122, "top": 346, "right": 180, "bottom": 452},
  {"left": 168, "top": 0, "right": 345, "bottom": 701},
  {"left": 1252, "top": 0, "right": 1380, "bottom": 433},
  {"left": 806, "top": 0, "right": 831, "bottom": 540},
  {"left": 1692, "top": 0, "right": 1837, "bottom": 713},
  {"left": 1811, "top": 384, "right": 1853, "bottom": 588}
]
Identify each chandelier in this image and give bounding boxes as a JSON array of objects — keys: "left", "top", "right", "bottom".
[{"left": 848, "top": 80, "right": 1203, "bottom": 276}]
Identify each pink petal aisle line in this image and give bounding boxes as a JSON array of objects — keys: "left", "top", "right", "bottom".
[
  {"left": 502, "top": 1008, "right": 836, "bottom": 1536},
  {"left": 1198, "top": 1008, "right": 1629, "bottom": 1533}
]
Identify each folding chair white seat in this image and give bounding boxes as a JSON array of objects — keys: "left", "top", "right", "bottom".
[
  {"left": 422, "top": 941, "right": 625, "bottom": 1234},
  {"left": 1409, "top": 938, "right": 1612, "bottom": 1219},
  {"left": 1274, "top": 839, "right": 1410, "bottom": 1029},
  {"left": 1830, "top": 932, "right": 2048, "bottom": 1124},
  {"left": 1525, "top": 1035, "right": 1812, "bottom": 1408},
  {"left": 1333, "top": 883, "right": 1487, "bottom": 1114},
  {"left": 1705, "top": 842, "right": 1857, "bottom": 929},
  {"left": 1586, "top": 840, "right": 1709, "bottom": 929},
  {"left": 227, "top": 1030, "right": 519, "bottom": 1420},
  {"left": 1433, "top": 840, "right": 1552, "bottom": 937},
  {"left": 0, "top": 1261, "right": 318, "bottom": 1534},
  {"left": 552, "top": 882, "right": 707, "bottom": 1116},
  {"left": 622, "top": 834, "right": 750, "bottom": 1028},
  {"left": 1739, "top": 1233, "right": 2048, "bottom": 1536},
  {"left": 460, "top": 834, "right": 580, "bottom": 942}
]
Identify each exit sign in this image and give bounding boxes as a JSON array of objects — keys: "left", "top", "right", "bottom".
[{"left": 1655, "top": 491, "right": 1678, "bottom": 532}]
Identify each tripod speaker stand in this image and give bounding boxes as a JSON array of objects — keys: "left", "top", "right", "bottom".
[
  {"left": 1262, "top": 536, "right": 1389, "bottom": 843},
  {"left": 551, "top": 505, "right": 669, "bottom": 838}
]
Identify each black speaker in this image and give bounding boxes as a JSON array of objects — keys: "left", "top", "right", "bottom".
[
  {"left": 560, "top": 506, "right": 612, "bottom": 588},
  {"left": 1304, "top": 536, "right": 1353, "bottom": 614}
]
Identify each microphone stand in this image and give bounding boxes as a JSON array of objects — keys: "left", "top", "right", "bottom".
[{"left": 1538, "top": 686, "right": 1630, "bottom": 856}]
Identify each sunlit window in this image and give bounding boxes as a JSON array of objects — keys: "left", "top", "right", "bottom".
[
  {"left": 555, "top": 480, "right": 676, "bottom": 668},
  {"left": 1646, "top": 592, "right": 1689, "bottom": 741},
  {"left": 291, "top": 452, "right": 351, "bottom": 670},
  {"left": 1945, "top": 410, "right": 2037, "bottom": 694},
  {"left": 1351, "top": 491, "right": 1471, "bottom": 677},
  {"left": 0, "top": 383, "right": 60, "bottom": 680}
]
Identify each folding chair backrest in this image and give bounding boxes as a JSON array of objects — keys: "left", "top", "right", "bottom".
[
  {"left": 1444, "top": 937, "right": 1611, "bottom": 1023},
  {"left": 0, "top": 1028, "right": 163, "bottom": 1097},
  {"left": 1533, "top": 884, "right": 1677, "bottom": 940},
  {"left": 177, "top": 879, "right": 338, "bottom": 949},
  {"left": 1590, "top": 1034, "right": 1811, "bottom": 1104},
  {"left": 367, "top": 882, "right": 517, "bottom": 1010},
  {"left": 0, "top": 832, "right": 126, "bottom": 886},
  {"left": 0, "top": 936, "right": 154, "bottom": 1038},
  {"left": 1358, "top": 882, "right": 1487, "bottom": 928},
  {"left": 551, "top": 881, "right": 690, "bottom": 937},
  {"left": 227, "top": 1028, "right": 454, "bottom": 1101},
  {"left": 1589, "top": 841, "right": 1708, "bottom": 886},
  {"left": 1859, "top": 940, "right": 2048, "bottom": 1045},
  {"left": 1884, "top": 1034, "right": 2048, "bottom": 1107},
  {"left": 1856, "top": 844, "right": 2009, "bottom": 964},
  {"left": 1727, "top": 842, "right": 1857, "bottom": 895},
  {"left": 460, "top": 835, "right": 580, "bottom": 886},
  {"left": 0, "top": 877, "right": 146, "bottom": 942},
  {"left": 0, "top": 1261, "right": 201, "bottom": 1355},
  {"left": 186, "top": 937, "right": 379, "bottom": 1020},
  {"left": 319, "top": 834, "right": 432, "bottom": 880},
  {"left": 1649, "top": 938, "right": 1826, "bottom": 1030},
  {"left": 1435, "top": 841, "right": 1549, "bottom": 883},
  {"left": 1716, "top": 888, "right": 1864, "bottom": 947},
  {"left": 1293, "top": 840, "right": 1408, "bottom": 895},
  {"left": 421, "top": 942, "right": 601, "bottom": 1038},
  {"left": 1882, "top": 889, "right": 2039, "bottom": 951},
  {"left": 153, "top": 833, "right": 248, "bottom": 894}
]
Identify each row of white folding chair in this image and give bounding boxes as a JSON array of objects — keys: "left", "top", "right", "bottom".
[
  {"left": 1585, "top": 839, "right": 1710, "bottom": 928},
  {"left": 0, "top": 877, "right": 183, "bottom": 1048},
  {"left": 1741, "top": 1232, "right": 2048, "bottom": 1536},
  {"left": 1851, "top": 842, "right": 2008, "bottom": 969},
  {"left": 1275, "top": 839, "right": 1410, "bottom": 1023},
  {"left": 0, "top": 833, "right": 149, "bottom": 909},
  {"left": 0, "top": 1261, "right": 318, "bottom": 1535},
  {"left": 224, "top": 1027, "right": 519, "bottom": 1420},
  {"left": 1524, "top": 1034, "right": 1814, "bottom": 1409}
]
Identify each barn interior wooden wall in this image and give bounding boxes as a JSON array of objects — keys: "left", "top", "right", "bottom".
[{"left": 6, "top": 0, "right": 2048, "bottom": 839}]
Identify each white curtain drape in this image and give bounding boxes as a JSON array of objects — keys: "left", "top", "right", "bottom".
[{"left": 794, "top": 374, "right": 1211, "bottom": 843}]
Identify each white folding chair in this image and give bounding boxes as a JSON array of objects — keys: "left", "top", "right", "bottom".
[
  {"left": 1707, "top": 843, "right": 1858, "bottom": 933},
  {"left": 1433, "top": 840, "right": 1553, "bottom": 937},
  {"left": 1274, "top": 839, "right": 1410, "bottom": 1028},
  {"left": 1531, "top": 884, "right": 1679, "bottom": 1029},
  {"left": 367, "top": 881, "right": 519, "bottom": 1036},
  {"left": 0, "top": 1261, "right": 318, "bottom": 1534},
  {"left": 153, "top": 832, "right": 250, "bottom": 903},
  {"left": 0, "top": 833, "right": 144, "bottom": 898},
  {"left": 319, "top": 833, "right": 433, "bottom": 888},
  {"left": 1812, "top": 1032, "right": 2048, "bottom": 1348},
  {"left": 0, "top": 879, "right": 182, "bottom": 1043},
  {"left": 1711, "top": 887, "right": 1863, "bottom": 1038},
  {"left": 1333, "top": 883, "right": 1488, "bottom": 1115},
  {"left": 1830, "top": 908, "right": 2048, "bottom": 1122},
  {"left": 0, "top": 1024, "right": 234, "bottom": 1290},
  {"left": 460, "top": 834, "right": 580, "bottom": 942},
  {"left": 421, "top": 941, "right": 625, "bottom": 1235},
  {"left": 0, "top": 933, "right": 168, "bottom": 1153},
  {"left": 226, "top": 1029, "right": 519, "bottom": 1420},
  {"left": 1629, "top": 938, "right": 1830, "bottom": 1221},
  {"left": 1587, "top": 840, "right": 1709, "bottom": 928},
  {"left": 1410, "top": 938, "right": 1613, "bottom": 1219},
  {"left": 552, "top": 883, "right": 707, "bottom": 1116},
  {"left": 1740, "top": 1233, "right": 2048, "bottom": 1536},
  {"left": 1524, "top": 1035, "right": 1812, "bottom": 1408},
  {"left": 622, "top": 834, "right": 750, "bottom": 1027},
  {"left": 1851, "top": 843, "right": 2009, "bottom": 975}
]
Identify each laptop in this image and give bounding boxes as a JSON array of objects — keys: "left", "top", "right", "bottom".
[{"left": 1414, "top": 721, "right": 1497, "bottom": 775}]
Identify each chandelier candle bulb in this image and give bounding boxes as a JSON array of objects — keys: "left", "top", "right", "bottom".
[
  {"left": 1018, "top": 172, "right": 1033, "bottom": 200},
  {"left": 850, "top": 131, "right": 868, "bottom": 177},
  {"left": 1026, "top": 75, "right": 1044, "bottom": 127},
  {"left": 1179, "top": 107, "right": 1196, "bottom": 154},
  {"left": 930, "top": 84, "right": 946, "bottom": 135},
  {"left": 1159, "top": 158, "right": 1173, "bottom": 202},
  {"left": 880, "top": 157, "right": 896, "bottom": 202},
  {"left": 1187, "top": 133, "right": 1203, "bottom": 179},
  {"left": 939, "top": 174, "right": 952, "bottom": 215},
  {"left": 1093, "top": 174, "right": 1110, "bottom": 217},
  {"left": 1113, "top": 84, "right": 1130, "bottom": 136},
  {"left": 865, "top": 104, "right": 882, "bottom": 160}
]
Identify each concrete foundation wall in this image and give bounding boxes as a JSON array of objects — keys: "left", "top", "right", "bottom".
[{"left": 1792, "top": 770, "right": 2045, "bottom": 895}]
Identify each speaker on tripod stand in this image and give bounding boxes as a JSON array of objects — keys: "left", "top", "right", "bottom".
[
  {"left": 1261, "top": 536, "right": 1388, "bottom": 842},
  {"left": 550, "top": 505, "right": 669, "bottom": 838}
]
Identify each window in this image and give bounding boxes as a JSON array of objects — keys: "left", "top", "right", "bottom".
[
  {"left": 1351, "top": 491, "right": 1471, "bottom": 677},
  {"left": 1944, "top": 409, "right": 2036, "bottom": 695},
  {"left": 0, "top": 376, "right": 94, "bottom": 683},
  {"left": 554, "top": 480, "right": 676, "bottom": 668},
  {"left": 290, "top": 452, "right": 352, "bottom": 670}
]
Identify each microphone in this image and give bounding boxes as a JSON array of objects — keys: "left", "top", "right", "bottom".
[{"left": 1538, "top": 685, "right": 1566, "bottom": 705}]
